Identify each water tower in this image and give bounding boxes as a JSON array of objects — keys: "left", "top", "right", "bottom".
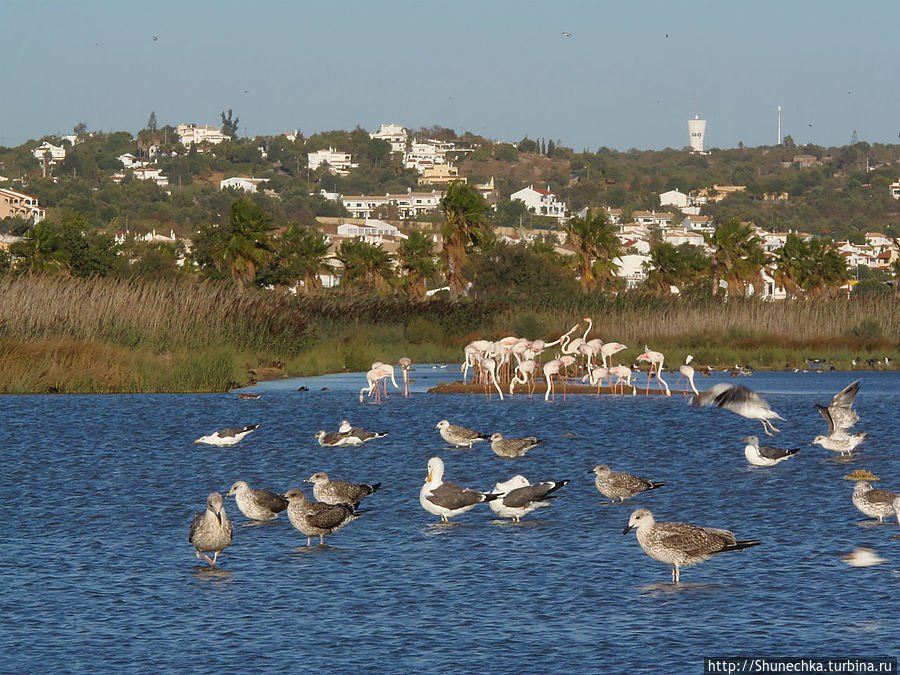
[{"left": 688, "top": 114, "right": 706, "bottom": 153}]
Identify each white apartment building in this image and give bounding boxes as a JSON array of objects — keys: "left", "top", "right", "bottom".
[
  {"left": 342, "top": 190, "right": 442, "bottom": 219},
  {"left": 510, "top": 185, "right": 567, "bottom": 222},
  {"left": 370, "top": 124, "right": 408, "bottom": 154},
  {"left": 631, "top": 210, "right": 676, "bottom": 228},
  {"left": 403, "top": 141, "right": 447, "bottom": 173},
  {"left": 0, "top": 187, "right": 45, "bottom": 223},
  {"left": 177, "top": 124, "right": 229, "bottom": 147},
  {"left": 220, "top": 176, "right": 267, "bottom": 193},
  {"left": 308, "top": 147, "right": 357, "bottom": 176},
  {"left": 335, "top": 219, "right": 407, "bottom": 243},
  {"left": 132, "top": 167, "right": 169, "bottom": 187}
]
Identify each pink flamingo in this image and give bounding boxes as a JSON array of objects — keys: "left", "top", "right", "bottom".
[
  {"left": 600, "top": 342, "right": 628, "bottom": 368},
  {"left": 675, "top": 355, "right": 698, "bottom": 396},
  {"left": 359, "top": 368, "right": 386, "bottom": 403},
  {"left": 608, "top": 364, "right": 632, "bottom": 396},
  {"left": 371, "top": 361, "right": 400, "bottom": 398},
  {"left": 543, "top": 359, "right": 563, "bottom": 401},
  {"left": 399, "top": 357, "right": 412, "bottom": 397},
  {"left": 510, "top": 360, "right": 537, "bottom": 397},
  {"left": 558, "top": 355, "right": 577, "bottom": 400},
  {"left": 481, "top": 356, "right": 504, "bottom": 400},
  {"left": 636, "top": 346, "right": 670, "bottom": 396},
  {"left": 582, "top": 366, "right": 610, "bottom": 398}
]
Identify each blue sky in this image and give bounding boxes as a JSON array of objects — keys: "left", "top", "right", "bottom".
[{"left": 3, "top": 0, "right": 898, "bottom": 151}]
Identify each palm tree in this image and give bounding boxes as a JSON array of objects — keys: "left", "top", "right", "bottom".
[
  {"left": 337, "top": 238, "right": 393, "bottom": 291},
  {"left": 220, "top": 199, "right": 273, "bottom": 292},
  {"left": 439, "top": 181, "right": 489, "bottom": 299},
  {"left": 646, "top": 241, "right": 710, "bottom": 294},
  {"left": 277, "top": 223, "right": 333, "bottom": 293},
  {"left": 397, "top": 231, "right": 436, "bottom": 300},
  {"left": 704, "top": 218, "right": 764, "bottom": 296},
  {"left": 771, "top": 233, "right": 807, "bottom": 298},
  {"left": 13, "top": 221, "right": 67, "bottom": 275},
  {"left": 564, "top": 209, "right": 623, "bottom": 292}
]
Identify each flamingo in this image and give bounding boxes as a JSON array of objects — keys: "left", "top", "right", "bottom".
[
  {"left": 399, "top": 357, "right": 412, "bottom": 397},
  {"left": 582, "top": 366, "right": 610, "bottom": 398},
  {"left": 372, "top": 361, "right": 400, "bottom": 398},
  {"left": 558, "top": 355, "right": 577, "bottom": 400},
  {"left": 543, "top": 359, "right": 563, "bottom": 401},
  {"left": 600, "top": 342, "right": 628, "bottom": 368},
  {"left": 462, "top": 340, "right": 491, "bottom": 383},
  {"left": 608, "top": 364, "right": 632, "bottom": 396},
  {"left": 481, "top": 356, "right": 504, "bottom": 400},
  {"left": 636, "top": 346, "right": 670, "bottom": 396},
  {"left": 509, "top": 359, "right": 536, "bottom": 397},
  {"left": 359, "top": 368, "right": 386, "bottom": 403},
  {"left": 530, "top": 322, "right": 581, "bottom": 365},
  {"left": 562, "top": 318, "right": 593, "bottom": 375},
  {"left": 676, "top": 355, "right": 698, "bottom": 396}
]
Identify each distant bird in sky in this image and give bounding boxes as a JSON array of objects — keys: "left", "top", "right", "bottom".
[
  {"left": 153, "top": 36, "right": 158, "bottom": 41},
  {"left": 562, "top": 32, "right": 572, "bottom": 37}
]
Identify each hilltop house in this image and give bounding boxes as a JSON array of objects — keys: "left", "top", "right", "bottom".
[
  {"left": 220, "top": 176, "right": 267, "bottom": 193},
  {"left": 370, "top": 124, "right": 408, "bottom": 154},
  {"left": 308, "top": 147, "right": 357, "bottom": 176},
  {"left": 510, "top": 185, "right": 567, "bottom": 222},
  {"left": 32, "top": 141, "right": 66, "bottom": 164},
  {"left": 177, "top": 124, "right": 229, "bottom": 147},
  {"left": 0, "top": 187, "right": 45, "bottom": 223},
  {"left": 342, "top": 190, "right": 443, "bottom": 219}
]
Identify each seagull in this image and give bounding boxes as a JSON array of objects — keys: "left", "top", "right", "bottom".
[
  {"left": 194, "top": 424, "right": 259, "bottom": 446},
  {"left": 435, "top": 420, "right": 490, "bottom": 448},
  {"left": 841, "top": 547, "right": 886, "bottom": 567},
  {"left": 812, "top": 380, "right": 866, "bottom": 456},
  {"left": 489, "top": 475, "right": 569, "bottom": 522},
  {"left": 489, "top": 433, "right": 542, "bottom": 458},
  {"left": 284, "top": 488, "right": 361, "bottom": 546},
  {"left": 741, "top": 436, "right": 800, "bottom": 467},
  {"left": 188, "top": 492, "right": 233, "bottom": 567},
  {"left": 225, "top": 481, "right": 288, "bottom": 521},
  {"left": 305, "top": 472, "right": 381, "bottom": 505},
  {"left": 623, "top": 508, "right": 761, "bottom": 584},
  {"left": 419, "top": 457, "right": 499, "bottom": 522},
  {"left": 851, "top": 481, "right": 898, "bottom": 523},
  {"left": 691, "top": 383, "right": 784, "bottom": 435},
  {"left": 589, "top": 464, "right": 665, "bottom": 503},
  {"left": 314, "top": 429, "right": 363, "bottom": 447},
  {"left": 338, "top": 420, "right": 387, "bottom": 443},
  {"left": 562, "top": 31, "right": 572, "bottom": 37}
]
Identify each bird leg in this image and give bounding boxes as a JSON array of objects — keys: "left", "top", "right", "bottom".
[
  {"left": 671, "top": 565, "right": 680, "bottom": 584},
  {"left": 319, "top": 535, "right": 325, "bottom": 545},
  {"left": 307, "top": 536, "right": 312, "bottom": 546}
]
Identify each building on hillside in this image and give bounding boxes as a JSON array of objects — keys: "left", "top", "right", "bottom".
[
  {"left": 418, "top": 164, "right": 465, "bottom": 186},
  {"left": 0, "top": 187, "right": 45, "bottom": 223},
  {"left": 117, "top": 153, "right": 148, "bottom": 169},
  {"left": 865, "top": 232, "right": 894, "bottom": 250},
  {"left": 308, "top": 147, "right": 357, "bottom": 176},
  {"left": 131, "top": 167, "right": 169, "bottom": 187},
  {"left": 32, "top": 141, "right": 66, "bottom": 164},
  {"left": 177, "top": 124, "right": 229, "bottom": 147},
  {"left": 890, "top": 179, "right": 900, "bottom": 200},
  {"left": 679, "top": 215, "right": 713, "bottom": 232},
  {"left": 510, "top": 185, "right": 567, "bottom": 222},
  {"left": 662, "top": 228, "right": 707, "bottom": 249},
  {"left": 697, "top": 185, "right": 746, "bottom": 203},
  {"left": 474, "top": 177, "right": 495, "bottom": 200},
  {"left": 370, "top": 124, "right": 408, "bottom": 154},
  {"left": 631, "top": 210, "right": 676, "bottom": 228},
  {"left": 659, "top": 189, "right": 688, "bottom": 209},
  {"left": 342, "top": 190, "right": 443, "bottom": 219},
  {"left": 220, "top": 176, "right": 267, "bottom": 193},
  {"left": 334, "top": 219, "right": 408, "bottom": 243},
  {"left": 614, "top": 253, "right": 651, "bottom": 289}
]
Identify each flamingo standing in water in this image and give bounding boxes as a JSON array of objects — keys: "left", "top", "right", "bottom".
[
  {"left": 676, "top": 355, "right": 699, "bottom": 396},
  {"left": 399, "top": 357, "right": 412, "bottom": 397},
  {"left": 510, "top": 359, "right": 536, "bottom": 397},
  {"left": 359, "top": 368, "right": 387, "bottom": 403},
  {"left": 372, "top": 361, "right": 400, "bottom": 398},
  {"left": 481, "top": 356, "right": 504, "bottom": 400},
  {"left": 608, "top": 364, "right": 632, "bottom": 396},
  {"left": 582, "top": 366, "right": 610, "bottom": 398},
  {"left": 600, "top": 342, "right": 628, "bottom": 368},
  {"left": 636, "top": 346, "right": 670, "bottom": 396},
  {"left": 543, "top": 359, "right": 564, "bottom": 401}
]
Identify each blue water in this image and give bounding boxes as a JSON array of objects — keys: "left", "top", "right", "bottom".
[{"left": 3, "top": 367, "right": 899, "bottom": 673}]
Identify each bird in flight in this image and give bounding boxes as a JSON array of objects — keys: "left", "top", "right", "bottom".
[
  {"left": 562, "top": 32, "right": 572, "bottom": 37},
  {"left": 153, "top": 35, "right": 158, "bottom": 41}
]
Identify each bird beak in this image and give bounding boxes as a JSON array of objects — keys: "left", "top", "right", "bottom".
[
  {"left": 194, "top": 439, "right": 200, "bottom": 443},
  {"left": 740, "top": 437, "right": 748, "bottom": 442},
  {"left": 586, "top": 469, "right": 594, "bottom": 474},
  {"left": 427, "top": 471, "right": 432, "bottom": 482},
  {"left": 622, "top": 524, "right": 634, "bottom": 535}
]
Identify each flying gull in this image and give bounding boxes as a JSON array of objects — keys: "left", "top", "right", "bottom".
[
  {"left": 589, "top": 464, "right": 665, "bottom": 503},
  {"left": 188, "top": 492, "right": 233, "bottom": 567},
  {"left": 305, "top": 471, "right": 381, "bottom": 505},
  {"left": 489, "top": 433, "right": 542, "bottom": 458},
  {"left": 435, "top": 420, "right": 490, "bottom": 448},
  {"left": 225, "top": 480, "right": 288, "bottom": 521},
  {"left": 284, "top": 488, "right": 362, "bottom": 546},
  {"left": 691, "top": 383, "right": 784, "bottom": 435},
  {"left": 314, "top": 429, "right": 363, "bottom": 447},
  {"left": 339, "top": 420, "right": 388, "bottom": 443},
  {"left": 623, "top": 508, "right": 761, "bottom": 584},
  {"left": 851, "top": 481, "right": 898, "bottom": 523},
  {"left": 194, "top": 424, "right": 259, "bottom": 446},
  {"left": 741, "top": 436, "right": 799, "bottom": 467},
  {"left": 489, "top": 475, "right": 569, "bottom": 521},
  {"left": 419, "top": 457, "right": 499, "bottom": 522},
  {"left": 812, "top": 380, "right": 866, "bottom": 456}
]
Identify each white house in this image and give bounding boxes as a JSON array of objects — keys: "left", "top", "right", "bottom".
[
  {"left": 510, "top": 185, "right": 567, "bottom": 222},
  {"left": 659, "top": 189, "right": 688, "bottom": 209},
  {"left": 614, "top": 253, "right": 651, "bottom": 289},
  {"left": 32, "top": 141, "right": 66, "bottom": 164},
  {"left": 891, "top": 179, "right": 900, "bottom": 200},
  {"left": 370, "top": 124, "right": 408, "bottom": 154},
  {"left": 631, "top": 210, "right": 676, "bottom": 228},
  {"left": 342, "top": 190, "right": 442, "bottom": 219},
  {"left": 335, "top": 219, "right": 407, "bottom": 243},
  {"left": 177, "top": 124, "right": 229, "bottom": 147},
  {"left": 403, "top": 141, "right": 447, "bottom": 173},
  {"left": 864, "top": 232, "right": 894, "bottom": 251},
  {"left": 662, "top": 228, "right": 707, "bottom": 248},
  {"left": 0, "top": 187, "right": 45, "bottom": 223},
  {"left": 679, "top": 215, "right": 713, "bottom": 232},
  {"left": 117, "top": 153, "right": 147, "bottom": 169},
  {"left": 220, "top": 176, "right": 267, "bottom": 193},
  {"left": 132, "top": 167, "right": 169, "bottom": 187},
  {"left": 308, "top": 147, "right": 357, "bottom": 176}
]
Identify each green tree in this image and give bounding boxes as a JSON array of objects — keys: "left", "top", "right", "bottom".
[
  {"left": 704, "top": 218, "right": 765, "bottom": 296},
  {"left": 470, "top": 241, "right": 576, "bottom": 304},
  {"left": 439, "top": 181, "right": 490, "bottom": 299},
  {"left": 564, "top": 209, "right": 623, "bottom": 292},
  {"left": 645, "top": 242, "right": 710, "bottom": 294},
  {"left": 220, "top": 109, "right": 239, "bottom": 138},
  {"left": 276, "top": 223, "right": 333, "bottom": 293},
  {"left": 397, "top": 230, "right": 436, "bottom": 299},
  {"left": 337, "top": 238, "right": 393, "bottom": 291},
  {"left": 11, "top": 220, "right": 68, "bottom": 275}
]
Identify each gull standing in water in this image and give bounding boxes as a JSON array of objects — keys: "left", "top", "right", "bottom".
[
  {"left": 489, "top": 433, "right": 542, "bottom": 458},
  {"left": 419, "top": 457, "right": 499, "bottom": 522},
  {"left": 691, "top": 383, "right": 784, "bottom": 435},
  {"left": 488, "top": 475, "right": 569, "bottom": 522},
  {"left": 284, "top": 488, "right": 361, "bottom": 546},
  {"left": 623, "top": 508, "right": 761, "bottom": 584},
  {"left": 305, "top": 472, "right": 381, "bottom": 505},
  {"left": 189, "top": 492, "right": 233, "bottom": 567},
  {"left": 812, "top": 380, "right": 867, "bottom": 456},
  {"left": 589, "top": 464, "right": 665, "bottom": 503},
  {"left": 225, "top": 481, "right": 288, "bottom": 521},
  {"left": 851, "top": 481, "right": 898, "bottom": 523},
  {"left": 435, "top": 420, "right": 490, "bottom": 448},
  {"left": 741, "top": 436, "right": 800, "bottom": 467}
]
